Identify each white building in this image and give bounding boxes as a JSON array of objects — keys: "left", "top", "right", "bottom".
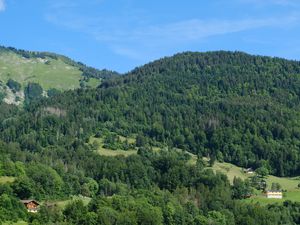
[
  {"left": 266, "top": 191, "right": 282, "bottom": 199},
  {"left": 243, "top": 168, "right": 254, "bottom": 174}
]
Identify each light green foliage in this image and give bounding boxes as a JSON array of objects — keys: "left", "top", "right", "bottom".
[
  {"left": 89, "top": 136, "right": 137, "bottom": 157},
  {"left": 85, "top": 77, "right": 102, "bottom": 88},
  {"left": 0, "top": 194, "right": 27, "bottom": 222},
  {"left": 210, "top": 161, "right": 252, "bottom": 184},
  {"left": 81, "top": 178, "right": 99, "bottom": 197},
  {"left": 2, "top": 221, "right": 28, "bottom": 225},
  {"left": 25, "top": 163, "right": 64, "bottom": 199},
  {"left": 266, "top": 175, "right": 300, "bottom": 191},
  {"left": 0, "top": 177, "right": 15, "bottom": 184},
  {"left": 256, "top": 167, "right": 269, "bottom": 178},
  {"left": 49, "top": 196, "right": 92, "bottom": 209}
]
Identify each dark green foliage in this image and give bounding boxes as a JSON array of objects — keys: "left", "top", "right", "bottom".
[
  {"left": 256, "top": 167, "right": 269, "bottom": 178},
  {"left": 79, "top": 65, "right": 119, "bottom": 79},
  {"left": 6, "top": 79, "right": 21, "bottom": 93},
  {"left": 24, "top": 82, "right": 43, "bottom": 103},
  {"left": 12, "top": 176, "right": 33, "bottom": 199},
  {"left": 0, "top": 91, "right": 5, "bottom": 102},
  {"left": 271, "top": 182, "right": 282, "bottom": 191},
  {"left": 232, "top": 177, "right": 252, "bottom": 199},
  {"left": 47, "top": 88, "right": 61, "bottom": 97}
]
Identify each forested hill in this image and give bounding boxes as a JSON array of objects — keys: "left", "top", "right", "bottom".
[{"left": 3, "top": 51, "right": 300, "bottom": 177}]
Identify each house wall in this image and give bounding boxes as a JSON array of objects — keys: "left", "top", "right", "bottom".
[
  {"left": 266, "top": 193, "right": 282, "bottom": 199},
  {"left": 26, "top": 202, "right": 38, "bottom": 209},
  {"left": 24, "top": 202, "right": 39, "bottom": 213}
]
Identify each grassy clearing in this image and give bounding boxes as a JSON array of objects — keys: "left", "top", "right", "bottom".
[
  {"left": 266, "top": 175, "right": 300, "bottom": 191},
  {"left": 86, "top": 78, "right": 101, "bottom": 88},
  {"left": 90, "top": 136, "right": 137, "bottom": 157},
  {"left": 0, "top": 51, "right": 82, "bottom": 91},
  {"left": 152, "top": 147, "right": 162, "bottom": 152},
  {"left": 0, "top": 176, "right": 15, "bottom": 184},
  {"left": 118, "top": 135, "right": 136, "bottom": 144},
  {"left": 204, "top": 160, "right": 300, "bottom": 190},
  {"left": 205, "top": 160, "right": 300, "bottom": 204},
  {"left": 44, "top": 196, "right": 91, "bottom": 209},
  {"left": 242, "top": 190, "right": 300, "bottom": 205},
  {"left": 97, "top": 148, "right": 137, "bottom": 157},
  {"left": 210, "top": 161, "right": 252, "bottom": 184},
  {"left": 186, "top": 152, "right": 251, "bottom": 183},
  {"left": 210, "top": 162, "right": 300, "bottom": 190},
  {"left": 3, "top": 221, "right": 28, "bottom": 225}
]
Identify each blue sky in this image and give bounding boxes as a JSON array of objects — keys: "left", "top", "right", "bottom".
[{"left": 1, "top": 0, "right": 300, "bottom": 72}]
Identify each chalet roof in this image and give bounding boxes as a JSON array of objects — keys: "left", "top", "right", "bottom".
[
  {"left": 20, "top": 200, "right": 40, "bottom": 205},
  {"left": 266, "top": 191, "right": 282, "bottom": 194}
]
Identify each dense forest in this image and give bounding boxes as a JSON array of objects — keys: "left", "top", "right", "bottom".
[
  {"left": 1, "top": 51, "right": 300, "bottom": 224},
  {"left": 5, "top": 51, "right": 300, "bottom": 175}
]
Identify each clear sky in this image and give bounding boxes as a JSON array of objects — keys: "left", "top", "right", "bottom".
[{"left": 1, "top": 0, "right": 300, "bottom": 73}]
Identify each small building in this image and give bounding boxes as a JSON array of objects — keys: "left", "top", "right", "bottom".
[
  {"left": 243, "top": 168, "right": 254, "bottom": 174},
  {"left": 266, "top": 191, "right": 283, "bottom": 199},
  {"left": 21, "top": 200, "right": 40, "bottom": 213}
]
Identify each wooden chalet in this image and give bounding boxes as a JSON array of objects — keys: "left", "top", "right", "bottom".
[{"left": 20, "top": 200, "right": 40, "bottom": 213}]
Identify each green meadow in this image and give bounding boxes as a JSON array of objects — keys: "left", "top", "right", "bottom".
[
  {"left": 45, "top": 196, "right": 92, "bottom": 210},
  {"left": 0, "top": 176, "right": 15, "bottom": 184},
  {"left": 89, "top": 136, "right": 137, "bottom": 157},
  {"left": 0, "top": 51, "right": 82, "bottom": 91},
  {"left": 3, "top": 221, "right": 28, "bottom": 225}
]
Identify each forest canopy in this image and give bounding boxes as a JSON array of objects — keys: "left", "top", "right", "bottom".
[{"left": 2, "top": 51, "right": 300, "bottom": 224}]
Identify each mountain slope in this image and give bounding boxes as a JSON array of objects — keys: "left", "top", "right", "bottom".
[
  {"left": 0, "top": 46, "right": 119, "bottom": 104},
  {"left": 2, "top": 51, "right": 300, "bottom": 176},
  {"left": 0, "top": 48, "right": 82, "bottom": 90}
]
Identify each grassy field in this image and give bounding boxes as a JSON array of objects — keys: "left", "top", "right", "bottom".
[
  {"left": 208, "top": 161, "right": 300, "bottom": 191},
  {"left": 43, "top": 196, "right": 91, "bottom": 210},
  {"left": 204, "top": 159, "right": 300, "bottom": 204},
  {"left": 86, "top": 77, "right": 102, "bottom": 88},
  {"left": 242, "top": 176, "right": 300, "bottom": 205},
  {"left": 189, "top": 153, "right": 300, "bottom": 190},
  {"left": 0, "top": 176, "right": 15, "bottom": 184},
  {"left": 181, "top": 149, "right": 300, "bottom": 205},
  {"left": 0, "top": 51, "right": 82, "bottom": 91},
  {"left": 90, "top": 136, "right": 137, "bottom": 157},
  {"left": 266, "top": 175, "right": 300, "bottom": 191},
  {"left": 210, "top": 161, "right": 252, "bottom": 184},
  {"left": 186, "top": 152, "right": 251, "bottom": 183},
  {"left": 96, "top": 148, "right": 137, "bottom": 157},
  {"left": 3, "top": 221, "right": 28, "bottom": 225},
  {"left": 243, "top": 190, "right": 300, "bottom": 205}
]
